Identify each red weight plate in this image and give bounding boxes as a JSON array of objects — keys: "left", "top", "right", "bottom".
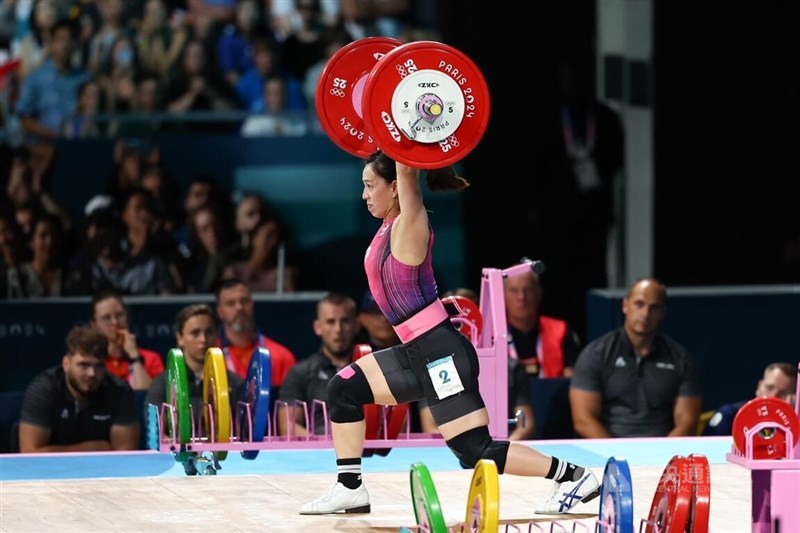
[
  {"left": 687, "top": 454, "right": 711, "bottom": 533},
  {"left": 352, "top": 343, "right": 373, "bottom": 362},
  {"left": 732, "top": 396, "right": 800, "bottom": 459},
  {"left": 442, "top": 295, "right": 483, "bottom": 341},
  {"left": 315, "top": 37, "right": 403, "bottom": 158},
  {"left": 362, "top": 41, "right": 491, "bottom": 169},
  {"left": 644, "top": 455, "right": 692, "bottom": 533}
]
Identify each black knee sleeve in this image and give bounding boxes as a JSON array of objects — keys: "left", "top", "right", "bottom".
[
  {"left": 446, "top": 426, "right": 510, "bottom": 474},
  {"left": 327, "top": 364, "right": 375, "bottom": 423}
]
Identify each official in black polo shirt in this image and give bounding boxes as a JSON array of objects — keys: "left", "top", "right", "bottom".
[
  {"left": 569, "top": 278, "right": 702, "bottom": 437},
  {"left": 18, "top": 325, "right": 140, "bottom": 452},
  {"left": 277, "top": 293, "right": 359, "bottom": 436}
]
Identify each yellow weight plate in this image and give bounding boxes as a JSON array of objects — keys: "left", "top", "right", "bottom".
[
  {"left": 464, "top": 459, "right": 499, "bottom": 533},
  {"left": 203, "top": 347, "right": 231, "bottom": 461}
]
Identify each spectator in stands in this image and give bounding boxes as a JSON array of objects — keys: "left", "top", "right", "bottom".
[
  {"left": 0, "top": 212, "right": 25, "bottom": 299},
  {"left": 164, "top": 38, "right": 236, "bottom": 114},
  {"left": 18, "top": 324, "right": 140, "bottom": 452},
  {"left": 216, "top": 0, "right": 263, "bottom": 88},
  {"left": 277, "top": 292, "right": 358, "bottom": 436},
  {"left": 3, "top": 143, "right": 72, "bottom": 236},
  {"left": 181, "top": 204, "right": 231, "bottom": 293},
  {"left": 64, "top": 205, "right": 123, "bottom": 295},
  {"left": 303, "top": 28, "right": 348, "bottom": 120},
  {"left": 222, "top": 216, "right": 298, "bottom": 293},
  {"left": 215, "top": 191, "right": 269, "bottom": 273},
  {"left": 172, "top": 174, "right": 228, "bottom": 248},
  {"left": 62, "top": 77, "right": 104, "bottom": 138},
  {"left": 505, "top": 268, "right": 581, "bottom": 378},
  {"left": 16, "top": 0, "right": 58, "bottom": 80},
  {"left": 98, "top": 33, "right": 139, "bottom": 114},
  {"left": 15, "top": 18, "right": 90, "bottom": 141},
  {"left": 702, "top": 362, "right": 797, "bottom": 436},
  {"left": 569, "top": 278, "right": 702, "bottom": 438},
  {"left": 4, "top": 213, "right": 64, "bottom": 298},
  {"left": 139, "top": 162, "right": 182, "bottom": 232},
  {"left": 134, "top": 0, "right": 187, "bottom": 77},
  {"left": 112, "top": 71, "right": 165, "bottom": 136},
  {"left": 215, "top": 277, "right": 297, "bottom": 389},
  {"left": 112, "top": 186, "right": 181, "bottom": 295},
  {"left": 90, "top": 289, "right": 164, "bottom": 391},
  {"left": 234, "top": 35, "right": 305, "bottom": 112},
  {"left": 104, "top": 139, "right": 153, "bottom": 204},
  {"left": 280, "top": 0, "right": 326, "bottom": 84},
  {"left": 145, "top": 303, "right": 242, "bottom": 425},
  {"left": 240, "top": 73, "right": 308, "bottom": 137},
  {"left": 87, "top": 0, "right": 126, "bottom": 74}
]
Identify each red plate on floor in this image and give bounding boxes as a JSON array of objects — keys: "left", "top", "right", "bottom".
[
  {"left": 644, "top": 455, "right": 692, "bottom": 533},
  {"left": 687, "top": 453, "right": 711, "bottom": 533}
]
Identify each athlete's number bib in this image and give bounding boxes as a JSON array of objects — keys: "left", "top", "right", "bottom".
[{"left": 426, "top": 355, "right": 465, "bottom": 400}]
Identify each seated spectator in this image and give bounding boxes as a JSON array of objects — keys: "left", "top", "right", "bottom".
[
  {"left": 64, "top": 205, "right": 122, "bottom": 295},
  {"left": 702, "top": 362, "right": 797, "bottom": 436},
  {"left": 113, "top": 186, "right": 180, "bottom": 295},
  {"left": 215, "top": 278, "right": 296, "bottom": 389},
  {"left": 240, "top": 73, "right": 309, "bottom": 137},
  {"left": 135, "top": 0, "right": 187, "bottom": 78},
  {"left": 18, "top": 324, "right": 140, "bottom": 452},
  {"left": 90, "top": 289, "right": 164, "bottom": 391},
  {"left": 145, "top": 303, "right": 242, "bottom": 427},
  {"left": 181, "top": 204, "right": 231, "bottom": 293},
  {"left": 97, "top": 33, "right": 139, "bottom": 115},
  {"left": 569, "top": 278, "right": 702, "bottom": 438},
  {"left": 62, "top": 77, "right": 104, "bottom": 138},
  {"left": 164, "top": 38, "right": 236, "bottom": 114},
  {"left": 235, "top": 35, "right": 305, "bottom": 112},
  {"left": 16, "top": 0, "right": 58, "bottom": 81},
  {"left": 277, "top": 292, "right": 358, "bottom": 436},
  {"left": 172, "top": 174, "right": 231, "bottom": 249},
  {"left": 0, "top": 213, "right": 25, "bottom": 299},
  {"left": 87, "top": 0, "right": 126, "bottom": 74},
  {"left": 505, "top": 269, "right": 581, "bottom": 377},
  {"left": 4, "top": 214, "right": 65, "bottom": 298},
  {"left": 113, "top": 70, "right": 165, "bottom": 136},
  {"left": 15, "top": 19, "right": 90, "bottom": 141},
  {"left": 222, "top": 217, "right": 298, "bottom": 293},
  {"left": 216, "top": 0, "right": 264, "bottom": 89}
]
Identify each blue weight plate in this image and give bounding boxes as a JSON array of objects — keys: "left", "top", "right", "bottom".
[
  {"left": 598, "top": 456, "right": 634, "bottom": 533},
  {"left": 239, "top": 346, "right": 271, "bottom": 460}
]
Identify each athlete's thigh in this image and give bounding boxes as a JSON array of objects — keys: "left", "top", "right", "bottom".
[{"left": 354, "top": 344, "right": 424, "bottom": 405}]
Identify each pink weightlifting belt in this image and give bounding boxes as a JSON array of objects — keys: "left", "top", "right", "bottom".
[{"left": 393, "top": 299, "right": 449, "bottom": 344}]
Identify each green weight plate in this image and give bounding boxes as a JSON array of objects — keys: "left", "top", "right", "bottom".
[
  {"left": 166, "top": 348, "right": 191, "bottom": 462},
  {"left": 410, "top": 462, "right": 447, "bottom": 533}
]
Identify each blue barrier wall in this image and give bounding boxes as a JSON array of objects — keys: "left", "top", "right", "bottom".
[
  {"left": 0, "top": 294, "right": 323, "bottom": 393},
  {"left": 586, "top": 285, "right": 800, "bottom": 411}
]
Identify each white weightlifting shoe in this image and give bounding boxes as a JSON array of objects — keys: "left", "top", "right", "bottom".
[
  {"left": 298, "top": 482, "right": 370, "bottom": 515},
  {"left": 534, "top": 470, "right": 601, "bottom": 514}
]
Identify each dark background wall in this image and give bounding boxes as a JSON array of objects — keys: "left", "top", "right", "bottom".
[
  {"left": 652, "top": 2, "right": 800, "bottom": 286},
  {"left": 436, "top": 1, "right": 800, "bottom": 290}
]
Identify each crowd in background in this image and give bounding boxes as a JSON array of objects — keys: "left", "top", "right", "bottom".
[
  {"left": 0, "top": 0, "right": 439, "bottom": 299},
  {"left": 0, "top": 0, "right": 436, "bottom": 142}
]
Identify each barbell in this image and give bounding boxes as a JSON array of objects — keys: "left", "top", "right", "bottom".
[{"left": 315, "top": 37, "right": 491, "bottom": 169}]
